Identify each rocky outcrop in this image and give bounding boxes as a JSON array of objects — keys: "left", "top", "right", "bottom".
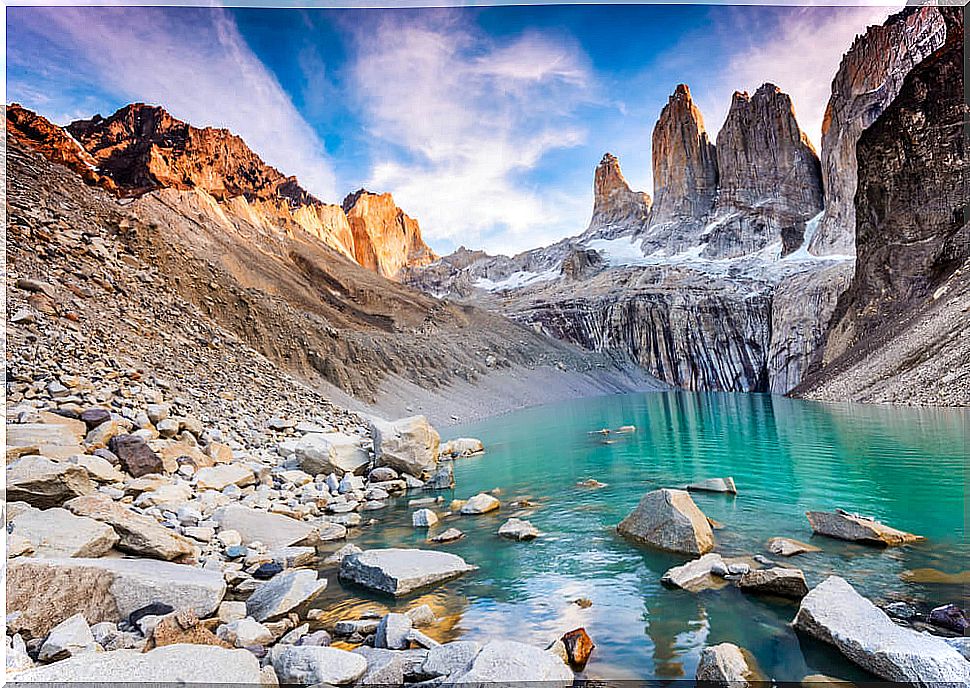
[
  {"left": 810, "top": 6, "right": 947, "bottom": 256},
  {"left": 696, "top": 643, "right": 761, "bottom": 687},
  {"left": 798, "top": 7, "right": 969, "bottom": 405},
  {"left": 617, "top": 488, "right": 714, "bottom": 555},
  {"left": 343, "top": 190, "right": 438, "bottom": 279},
  {"left": 583, "top": 153, "right": 651, "bottom": 240},
  {"left": 706, "top": 84, "right": 823, "bottom": 258},
  {"left": 806, "top": 510, "right": 923, "bottom": 546},
  {"left": 646, "top": 84, "right": 718, "bottom": 250}
]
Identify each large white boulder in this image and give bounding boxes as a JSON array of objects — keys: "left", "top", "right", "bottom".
[
  {"left": 270, "top": 645, "right": 368, "bottom": 685},
  {"left": 617, "top": 488, "right": 714, "bottom": 555},
  {"left": 371, "top": 416, "right": 440, "bottom": 478},
  {"left": 448, "top": 640, "right": 573, "bottom": 684},
  {"left": 211, "top": 504, "right": 317, "bottom": 549},
  {"left": 793, "top": 576, "right": 970, "bottom": 684},
  {"left": 246, "top": 569, "right": 327, "bottom": 622},
  {"left": 7, "top": 503, "right": 118, "bottom": 558},
  {"left": 284, "top": 432, "right": 370, "bottom": 476},
  {"left": 339, "top": 548, "right": 476, "bottom": 596}
]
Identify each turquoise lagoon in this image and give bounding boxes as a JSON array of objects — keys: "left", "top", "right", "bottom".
[{"left": 315, "top": 392, "right": 969, "bottom": 682}]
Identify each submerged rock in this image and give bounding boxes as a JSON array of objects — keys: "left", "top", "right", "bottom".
[
  {"left": 339, "top": 548, "right": 477, "bottom": 596},
  {"left": 617, "top": 488, "right": 714, "bottom": 555},
  {"left": 687, "top": 477, "right": 737, "bottom": 494},
  {"left": 806, "top": 510, "right": 922, "bottom": 546},
  {"left": 661, "top": 553, "right": 726, "bottom": 592},
  {"left": 696, "top": 642, "right": 761, "bottom": 687},
  {"left": 792, "top": 576, "right": 970, "bottom": 684},
  {"left": 767, "top": 537, "right": 821, "bottom": 557},
  {"left": 739, "top": 567, "right": 809, "bottom": 599},
  {"left": 460, "top": 493, "right": 500, "bottom": 515},
  {"left": 498, "top": 517, "right": 541, "bottom": 541}
]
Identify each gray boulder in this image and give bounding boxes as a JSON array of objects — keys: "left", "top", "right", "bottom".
[
  {"left": 739, "top": 567, "right": 809, "bottom": 599},
  {"left": 339, "top": 548, "right": 477, "bottom": 596},
  {"left": 246, "top": 569, "right": 327, "bottom": 622},
  {"left": 421, "top": 640, "right": 482, "bottom": 677},
  {"left": 696, "top": 642, "right": 760, "bottom": 686},
  {"left": 285, "top": 432, "right": 369, "bottom": 476},
  {"left": 412, "top": 508, "right": 439, "bottom": 528},
  {"left": 270, "top": 644, "right": 367, "bottom": 685},
  {"left": 375, "top": 612, "right": 412, "bottom": 649},
  {"left": 7, "top": 455, "right": 95, "bottom": 508},
  {"left": 806, "top": 510, "right": 922, "bottom": 546},
  {"left": 38, "top": 613, "right": 97, "bottom": 662},
  {"left": 212, "top": 505, "right": 317, "bottom": 549},
  {"left": 617, "top": 488, "right": 714, "bottom": 555},
  {"left": 7, "top": 503, "right": 118, "bottom": 558},
  {"left": 371, "top": 416, "right": 440, "bottom": 478},
  {"left": 793, "top": 576, "right": 970, "bottom": 684},
  {"left": 661, "top": 553, "right": 726, "bottom": 592},
  {"left": 447, "top": 640, "right": 573, "bottom": 684},
  {"left": 498, "top": 517, "right": 541, "bottom": 541}
]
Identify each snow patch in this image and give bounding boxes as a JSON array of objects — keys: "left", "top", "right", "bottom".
[{"left": 474, "top": 268, "right": 559, "bottom": 292}]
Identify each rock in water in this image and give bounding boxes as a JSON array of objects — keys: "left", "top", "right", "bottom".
[
  {"left": 412, "top": 508, "right": 439, "bottom": 528},
  {"left": 423, "top": 463, "right": 454, "bottom": 490},
  {"left": 929, "top": 604, "right": 969, "bottom": 634},
  {"left": 661, "top": 553, "right": 726, "bottom": 592},
  {"left": 375, "top": 613, "right": 412, "bottom": 650},
  {"left": 696, "top": 642, "right": 760, "bottom": 687},
  {"left": 805, "top": 510, "right": 922, "bottom": 546},
  {"left": 7, "top": 557, "right": 226, "bottom": 637},
  {"left": 448, "top": 640, "right": 573, "bottom": 685},
  {"left": 738, "top": 567, "right": 809, "bottom": 599},
  {"left": 246, "top": 569, "right": 327, "bottom": 622},
  {"left": 560, "top": 628, "right": 595, "bottom": 668},
  {"left": 498, "top": 518, "right": 541, "bottom": 541},
  {"left": 371, "top": 415, "right": 440, "bottom": 478},
  {"left": 686, "top": 477, "right": 737, "bottom": 494},
  {"left": 617, "top": 488, "right": 714, "bottom": 555},
  {"left": 460, "top": 493, "right": 500, "bottom": 515},
  {"left": 439, "top": 438, "right": 484, "bottom": 458},
  {"left": 767, "top": 537, "right": 821, "bottom": 557},
  {"left": 339, "top": 548, "right": 477, "bottom": 597},
  {"left": 792, "top": 576, "right": 970, "bottom": 684},
  {"left": 430, "top": 528, "right": 464, "bottom": 544},
  {"left": 270, "top": 644, "right": 368, "bottom": 686}
]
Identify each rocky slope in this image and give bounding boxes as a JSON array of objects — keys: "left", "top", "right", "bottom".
[
  {"left": 808, "top": 5, "right": 947, "bottom": 256},
  {"left": 797, "top": 5, "right": 969, "bottom": 405},
  {"left": 8, "top": 103, "right": 436, "bottom": 280}
]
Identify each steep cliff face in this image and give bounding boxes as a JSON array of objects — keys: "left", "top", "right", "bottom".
[
  {"left": 342, "top": 190, "right": 438, "bottom": 280},
  {"left": 9, "top": 103, "right": 438, "bottom": 279},
  {"left": 798, "top": 6, "right": 969, "bottom": 405},
  {"left": 706, "top": 84, "right": 823, "bottom": 258},
  {"left": 809, "top": 5, "right": 946, "bottom": 256},
  {"left": 583, "top": 153, "right": 652, "bottom": 240},
  {"left": 644, "top": 84, "right": 718, "bottom": 252}
]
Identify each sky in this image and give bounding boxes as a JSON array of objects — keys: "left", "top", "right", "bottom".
[{"left": 6, "top": 2, "right": 900, "bottom": 255}]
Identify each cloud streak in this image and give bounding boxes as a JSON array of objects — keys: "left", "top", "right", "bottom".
[{"left": 7, "top": 7, "right": 338, "bottom": 201}]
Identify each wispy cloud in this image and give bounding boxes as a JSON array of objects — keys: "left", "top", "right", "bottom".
[
  {"left": 347, "top": 11, "right": 595, "bottom": 254},
  {"left": 7, "top": 7, "right": 338, "bottom": 201}
]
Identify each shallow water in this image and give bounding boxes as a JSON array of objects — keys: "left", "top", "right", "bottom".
[{"left": 314, "top": 391, "right": 969, "bottom": 681}]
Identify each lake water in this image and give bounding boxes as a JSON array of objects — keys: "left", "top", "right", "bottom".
[{"left": 314, "top": 391, "right": 969, "bottom": 682}]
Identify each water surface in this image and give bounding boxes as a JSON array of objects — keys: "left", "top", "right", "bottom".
[{"left": 315, "top": 392, "right": 968, "bottom": 681}]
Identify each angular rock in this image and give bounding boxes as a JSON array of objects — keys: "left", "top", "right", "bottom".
[
  {"left": 245, "top": 569, "right": 327, "bottom": 622},
  {"left": 212, "top": 504, "right": 317, "bottom": 549},
  {"left": 617, "top": 488, "right": 714, "bottom": 555},
  {"left": 448, "top": 640, "right": 573, "bottom": 684},
  {"left": 8, "top": 455, "right": 97, "bottom": 509},
  {"left": 38, "top": 613, "right": 97, "bottom": 662},
  {"left": 148, "top": 609, "right": 228, "bottom": 650},
  {"left": 423, "top": 462, "right": 455, "bottom": 490},
  {"left": 430, "top": 527, "right": 464, "bottom": 544},
  {"left": 806, "top": 510, "right": 923, "bottom": 546},
  {"left": 372, "top": 415, "right": 440, "bottom": 478},
  {"left": 422, "top": 640, "right": 482, "bottom": 677},
  {"left": 287, "top": 432, "right": 369, "bottom": 476},
  {"left": 195, "top": 463, "right": 255, "bottom": 491},
  {"left": 929, "top": 604, "right": 969, "bottom": 634},
  {"left": 7, "top": 557, "right": 226, "bottom": 637},
  {"left": 661, "top": 553, "right": 726, "bottom": 592},
  {"left": 339, "top": 548, "right": 477, "bottom": 597},
  {"left": 439, "top": 437, "right": 484, "bottom": 458},
  {"left": 10, "top": 644, "right": 261, "bottom": 683},
  {"left": 270, "top": 644, "right": 367, "bottom": 686},
  {"left": 739, "top": 567, "right": 809, "bottom": 599},
  {"left": 460, "top": 493, "right": 500, "bottom": 515},
  {"left": 71, "top": 453, "right": 126, "bottom": 483},
  {"left": 6, "top": 423, "right": 84, "bottom": 460},
  {"left": 375, "top": 612, "right": 412, "bottom": 650},
  {"left": 561, "top": 628, "right": 594, "bottom": 668},
  {"left": 352, "top": 646, "right": 407, "bottom": 684},
  {"left": 109, "top": 434, "right": 166, "bottom": 477},
  {"left": 65, "top": 494, "right": 196, "bottom": 561},
  {"left": 218, "top": 617, "right": 274, "bottom": 647},
  {"left": 792, "top": 576, "right": 970, "bottom": 684},
  {"left": 767, "top": 537, "right": 821, "bottom": 557},
  {"left": 323, "top": 543, "right": 362, "bottom": 566},
  {"left": 696, "top": 642, "right": 760, "bottom": 687},
  {"left": 498, "top": 517, "right": 541, "bottom": 541},
  {"left": 686, "top": 477, "right": 737, "bottom": 494},
  {"left": 412, "top": 508, "right": 439, "bottom": 528},
  {"left": 8, "top": 503, "right": 118, "bottom": 558},
  {"left": 583, "top": 152, "right": 651, "bottom": 240}
]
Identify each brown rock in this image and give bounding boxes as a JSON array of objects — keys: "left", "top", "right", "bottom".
[
  {"left": 343, "top": 189, "right": 438, "bottom": 280},
  {"left": 145, "top": 609, "right": 230, "bottom": 650},
  {"left": 560, "top": 628, "right": 594, "bottom": 668},
  {"left": 109, "top": 434, "right": 166, "bottom": 477},
  {"left": 584, "top": 153, "right": 651, "bottom": 239}
]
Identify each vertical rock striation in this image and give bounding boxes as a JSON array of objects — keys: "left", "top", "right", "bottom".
[
  {"left": 809, "top": 5, "right": 946, "bottom": 256},
  {"left": 582, "top": 153, "right": 652, "bottom": 241},
  {"left": 342, "top": 190, "right": 438, "bottom": 280},
  {"left": 706, "top": 84, "right": 823, "bottom": 258}
]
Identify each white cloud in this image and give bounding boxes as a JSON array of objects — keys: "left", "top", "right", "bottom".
[
  {"left": 10, "top": 7, "right": 338, "bottom": 201},
  {"left": 348, "top": 12, "right": 595, "bottom": 255}
]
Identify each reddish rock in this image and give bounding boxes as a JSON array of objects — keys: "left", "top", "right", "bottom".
[
  {"left": 561, "top": 627, "right": 595, "bottom": 667},
  {"left": 342, "top": 190, "right": 438, "bottom": 280},
  {"left": 146, "top": 610, "right": 231, "bottom": 651},
  {"left": 109, "top": 434, "right": 165, "bottom": 477}
]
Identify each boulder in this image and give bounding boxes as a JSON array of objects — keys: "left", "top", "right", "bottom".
[
  {"left": 7, "top": 503, "right": 118, "bottom": 558},
  {"left": 617, "top": 488, "right": 714, "bottom": 555},
  {"left": 767, "top": 537, "right": 821, "bottom": 556},
  {"left": 806, "top": 510, "right": 923, "bottom": 546},
  {"left": 65, "top": 494, "right": 195, "bottom": 561},
  {"left": 461, "top": 493, "right": 500, "bottom": 515},
  {"left": 422, "top": 640, "right": 482, "bottom": 677},
  {"left": 561, "top": 628, "right": 595, "bottom": 668},
  {"left": 405, "top": 603, "right": 436, "bottom": 627},
  {"left": 430, "top": 527, "right": 464, "bottom": 543},
  {"left": 270, "top": 645, "right": 367, "bottom": 686},
  {"left": 412, "top": 508, "right": 439, "bottom": 528},
  {"left": 7, "top": 455, "right": 95, "bottom": 508},
  {"left": 439, "top": 437, "right": 484, "bottom": 458},
  {"left": 212, "top": 505, "right": 317, "bottom": 549},
  {"left": 287, "top": 432, "right": 369, "bottom": 476},
  {"left": 339, "top": 548, "right": 477, "bottom": 596},
  {"left": 448, "top": 640, "right": 573, "bottom": 684},
  {"left": 424, "top": 463, "right": 455, "bottom": 490},
  {"left": 687, "top": 477, "right": 737, "bottom": 494},
  {"left": 352, "top": 646, "right": 408, "bottom": 684},
  {"left": 661, "top": 553, "right": 726, "bottom": 592},
  {"left": 194, "top": 464, "right": 255, "bottom": 491},
  {"left": 71, "top": 453, "right": 126, "bottom": 482},
  {"left": 696, "top": 642, "right": 760, "bottom": 687},
  {"left": 9, "top": 644, "right": 261, "bottom": 683},
  {"left": 375, "top": 612, "right": 412, "bottom": 649},
  {"left": 38, "top": 613, "right": 97, "bottom": 662},
  {"left": 498, "top": 517, "right": 541, "bottom": 541},
  {"left": 245, "top": 569, "right": 327, "bottom": 622},
  {"left": 739, "top": 567, "right": 809, "bottom": 599},
  {"left": 792, "top": 576, "right": 970, "bottom": 683},
  {"left": 371, "top": 416, "right": 440, "bottom": 478},
  {"left": 109, "top": 434, "right": 167, "bottom": 477},
  {"left": 6, "top": 422, "right": 84, "bottom": 460},
  {"left": 929, "top": 604, "right": 969, "bottom": 634},
  {"left": 148, "top": 609, "right": 228, "bottom": 650},
  {"left": 7, "top": 557, "right": 226, "bottom": 638},
  {"left": 218, "top": 617, "right": 274, "bottom": 648},
  {"left": 323, "top": 543, "right": 362, "bottom": 566}
]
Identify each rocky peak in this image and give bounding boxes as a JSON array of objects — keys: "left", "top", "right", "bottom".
[
  {"left": 342, "top": 189, "right": 438, "bottom": 280},
  {"left": 648, "top": 84, "right": 719, "bottom": 228},
  {"left": 584, "top": 153, "right": 652, "bottom": 240},
  {"left": 809, "top": 5, "right": 946, "bottom": 256}
]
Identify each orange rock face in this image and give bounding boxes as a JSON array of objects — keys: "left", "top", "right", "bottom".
[
  {"left": 585, "top": 153, "right": 651, "bottom": 239},
  {"left": 343, "top": 190, "right": 438, "bottom": 280}
]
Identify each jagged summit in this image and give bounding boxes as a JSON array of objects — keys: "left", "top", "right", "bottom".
[{"left": 584, "top": 152, "right": 651, "bottom": 241}]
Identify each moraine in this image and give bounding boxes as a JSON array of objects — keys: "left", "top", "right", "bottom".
[{"left": 312, "top": 391, "right": 969, "bottom": 682}]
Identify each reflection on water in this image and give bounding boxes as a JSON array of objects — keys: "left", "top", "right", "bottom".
[{"left": 314, "top": 392, "right": 968, "bottom": 682}]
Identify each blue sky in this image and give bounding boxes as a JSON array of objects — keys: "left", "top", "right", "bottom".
[{"left": 6, "top": 2, "right": 897, "bottom": 255}]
